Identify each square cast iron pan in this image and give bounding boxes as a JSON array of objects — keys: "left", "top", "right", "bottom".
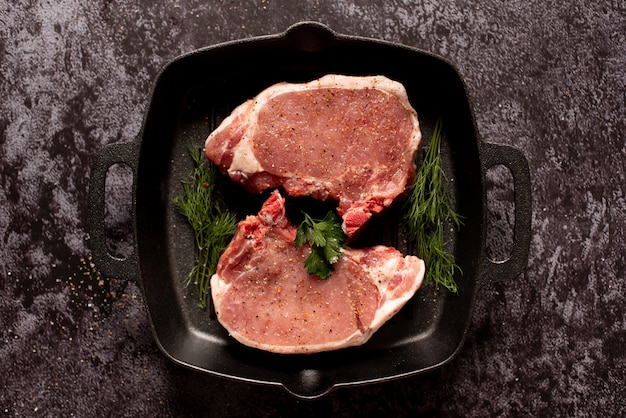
[{"left": 88, "top": 22, "right": 531, "bottom": 399}]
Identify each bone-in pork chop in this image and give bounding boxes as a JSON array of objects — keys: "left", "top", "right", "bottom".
[
  {"left": 211, "top": 190, "right": 425, "bottom": 354},
  {"left": 204, "top": 74, "right": 422, "bottom": 237}
]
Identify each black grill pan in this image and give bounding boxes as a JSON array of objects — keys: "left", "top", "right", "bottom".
[{"left": 88, "top": 22, "right": 532, "bottom": 399}]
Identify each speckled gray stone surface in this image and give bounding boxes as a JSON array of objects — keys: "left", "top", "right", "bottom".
[{"left": 1, "top": 1, "right": 625, "bottom": 416}]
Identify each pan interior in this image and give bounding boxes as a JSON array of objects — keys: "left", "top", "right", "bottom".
[{"left": 134, "top": 29, "right": 484, "bottom": 394}]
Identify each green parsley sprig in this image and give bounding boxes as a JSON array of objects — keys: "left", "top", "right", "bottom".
[
  {"left": 404, "top": 118, "right": 463, "bottom": 293},
  {"left": 294, "top": 211, "right": 347, "bottom": 279},
  {"left": 173, "top": 146, "right": 238, "bottom": 308}
]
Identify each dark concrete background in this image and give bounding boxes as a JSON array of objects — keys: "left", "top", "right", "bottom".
[{"left": 1, "top": 1, "right": 625, "bottom": 416}]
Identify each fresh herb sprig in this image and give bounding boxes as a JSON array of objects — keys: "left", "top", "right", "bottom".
[
  {"left": 173, "top": 146, "right": 238, "bottom": 308},
  {"left": 404, "top": 118, "right": 463, "bottom": 293},
  {"left": 295, "top": 211, "right": 347, "bottom": 279}
]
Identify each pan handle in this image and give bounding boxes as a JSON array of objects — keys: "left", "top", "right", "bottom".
[
  {"left": 88, "top": 139, "right": 140, "bottom": 284},
  {"left": 478, "top": 142, "right": 532, "bottom": 286}
]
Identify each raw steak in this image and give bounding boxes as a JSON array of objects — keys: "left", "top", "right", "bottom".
[
  {"left": 211, "top": 190, "right": 425, "bottom": 354},
  {"left": 204, "top": 74, "right": 422, "bottom": 237}
]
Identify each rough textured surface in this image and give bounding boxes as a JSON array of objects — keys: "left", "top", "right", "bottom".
[{"left": 1, "top": 1, "right": 624, "bottom": 416}]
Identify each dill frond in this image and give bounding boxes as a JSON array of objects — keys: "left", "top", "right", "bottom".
[
  {"left": 404, "top": 118, "right": 463, "bottom": 293},
  {"left": 173, "top": 146, "right": 238, "bottom": 308}
]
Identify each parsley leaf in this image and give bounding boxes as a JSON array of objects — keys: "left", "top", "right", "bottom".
[
  {"left": 295, "top": 211, "right": 347, "bottom": 279},
  {"left": 304, "top": 247, "right": 331, "bottom": 279}
]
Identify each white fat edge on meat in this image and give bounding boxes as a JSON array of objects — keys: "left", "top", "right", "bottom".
[
  {"left": 205, "top": 99, "right": 253, "bottom": 161},
  {"left": 226, "top": 133, "right": 263, "bottom": 179},
  {"left": 366, "top": 253, "right": 425, "bottom": 332},
  {"left": 209, "top": 271, "right": 228, "bottom": 314}
]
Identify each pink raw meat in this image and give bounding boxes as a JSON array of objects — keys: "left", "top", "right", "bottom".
[
  {"left": 211, "top": 190, "right": 425, "bottom": 354},
  {"left": 204, "top": 74, "right": 422, "bottom": 237}
]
